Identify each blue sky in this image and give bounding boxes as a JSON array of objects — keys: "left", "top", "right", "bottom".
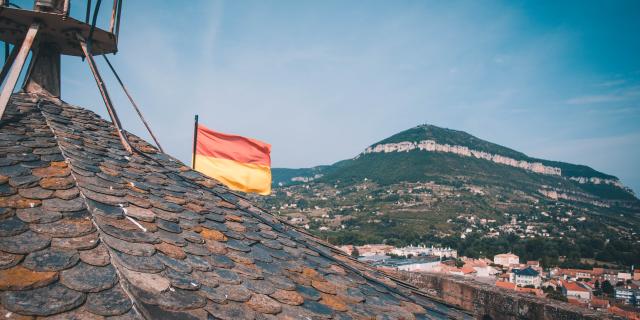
[{"left": 13, "top": 0, "right": 640, "bottom": 192}]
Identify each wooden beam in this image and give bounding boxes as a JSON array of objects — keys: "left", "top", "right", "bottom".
[
  {"left": 77, "top": 34, "right": 132, "bottom": 153},
  {"left": 0, "top": 23, "right": 39, "bottom": 119}
]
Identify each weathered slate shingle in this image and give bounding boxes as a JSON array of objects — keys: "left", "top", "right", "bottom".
[{"left": 0, "top": 93, "right": 471, "bottom": 319}]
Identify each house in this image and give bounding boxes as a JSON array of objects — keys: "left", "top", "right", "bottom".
[
  {"left": 511, "top": 267, "right": 541, "bottom": 288},
  {"left": 615, "top": 287, "right": 639, "bottom": 305},
  {"left": 618, "top": 272, "right": 633, "bottom": 282},
  {"left": 562, "top": 281, "right": 592, "bottom": 301},
  {"left": 494, "top": 253, "right": 520, "bottom": 267}
]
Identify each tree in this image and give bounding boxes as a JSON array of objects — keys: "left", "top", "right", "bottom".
[
  {"left": 351, "top": 246, "right": 360, "bottom": 258},
  {"left": 601, "top": 280, "right": 614, "bottom": 295}
]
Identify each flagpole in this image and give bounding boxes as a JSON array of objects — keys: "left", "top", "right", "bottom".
[{"left": 192, "top": 114, "right": 199, "bottom": 169}]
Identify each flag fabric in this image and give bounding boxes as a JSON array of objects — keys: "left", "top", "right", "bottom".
[{"left": 194, "top": 125, "right": 271, "bottom": 195}]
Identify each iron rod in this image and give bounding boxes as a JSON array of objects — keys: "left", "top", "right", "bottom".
[
  {"left": 109, "top": 0, "right": 117, "bottom": 33},
  {"left": 115, "top": 0, "right": 123, "bottom": 39},
  {"left": 87, "top": 0, "right": 102, "bottom": 54},
  {"left": 85, "top": 0, "right": 92, "bottom": 23},
  {"left": 77, "top": 34, "right": 132, "bottom": 153},
  {"left": 192, "top": 115, "right": 199, "bottom": 168},
  {"left": 102, "top": 55, "right": 164, "bottom": 152},
  {"left": 0, "top": 23, "right": 39, "bottom": 119}
]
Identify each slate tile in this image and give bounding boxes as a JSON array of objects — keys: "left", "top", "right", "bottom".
[
  {"left": 205, "top": 300, "right": 256, "bottom": 320},
  {"left": 101, "top": 233, "right": 156, "bottom": 256},
  {"left": 60, "top": 262, "right": 118, "bottom": 292},
  {"left": 190, "top": 270, "right": 219, "bottom": 288},
  {"left": 42, "top": 197, "right": 84, "bottom": 212},
  {"left": 155, "top": 242, "right": 186, "bottom": 260},
  {"left": 0, "top": 165, "right": 30, "bottom": 177},
  {"left": 125, "top": 206, "right": 155, "bottom": 222},
  {"left": 0, "top": 250, "right": 22, "bottom": 270},
  {"left": 247, "top": 293, "right": 283, "bottom": 315},
  {"left": 53, "top": 188, "right": 80, "bottom": 200},
  {"left": 0, "top": 230, "right": 51, "bottom": 254},
  {"left": 163, "top": 268, "right": 200, "bottom": 290},
  {"left": 40, "top": 176, "right": 75, "bottom": 190},
  {"left": 113, "top": 251, "right": 165, "bottom": 273},
  {"left": 213, "top": 268, "right": 241, "bottom": 284},
  {"left": 157, "top": 219, "right": 181, "bottom": 233},
  {"left": 184, "top": 254, "right": 211, "bottom": 272},
  {"left": 243, "top": 279, "right": 276, "bottom": 295},
  {"left": 120, "top": 267, "right": 170, "bottom": 293},
  {"left": 23, "top": 248, "right": 79, "bottom": 271},
  {"left": 51, "top": 230, "right": 99, "bottom": 250},
  {"left": 0, "top": 216, "right": 28, "bottom": 236},
  {"left": 0, "top": 265, "right": 57, "bottom": 290},
  {"left": 85, "top": 198, "right": 124, "bottom": 218},
  {"left": 270, "top": 289, "right": 304, "bottom": 306},
  {"left": 1, "top": 282, "right": 85, "bottom": 316},
  {"left": 79, "top": 243, "right": 110, "bottom": 266},
  {"left": 0, "top": 183, "right": 16, "bottom": 196},
  {"left": 30, "top": 218, "right": 94, "bottom": 238},
  {"left": 85, "top": 284, "right": 131, "bottom": 316},
  {"left": 99, "top": 223, "right": 158, "bottom": 244},
  {"left": 17, "top": 186, "right": 54, "bottom": 199},
  {"left": 301, "top": 300, "right": 334, "bottom": 318},
  {"left": 9, "top": 175, "right": 40, "bottom": 189},
  {"left": 217, "top": 284, "right": 252, "bottom": 302},
  {"left": 296, "top": 284, "right": 322, "bottom": 301},
  {"left": 207, "top": 254, "right": 235, "bottom": 269},
  {"left": 183, "top": 243, "right": 210, "bottom": 256}
]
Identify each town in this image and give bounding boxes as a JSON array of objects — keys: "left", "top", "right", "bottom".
[{"left": 338, "top": 244, "right": 640, "bottom": 319}]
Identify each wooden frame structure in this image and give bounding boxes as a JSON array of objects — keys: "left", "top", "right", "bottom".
[{"left": 0, "top": 0, "right": 163, "bottom": 154}]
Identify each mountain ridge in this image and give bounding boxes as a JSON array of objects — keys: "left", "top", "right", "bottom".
[{"left": 272, "top": 124, "right": 635, "bottom": 202}]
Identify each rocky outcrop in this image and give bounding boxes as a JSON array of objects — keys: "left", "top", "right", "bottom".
[{"left": 362, "top": 140, "right": 562, "bottom": 176}]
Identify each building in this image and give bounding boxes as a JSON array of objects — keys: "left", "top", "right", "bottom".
[
  {"left": 634, "top": 269, "right": 640, "bottom": 281},
  {"left": 511, "top": 267, "right": 541, "bottom": 288},
  {"left": 494, "top": 253, "right": 520, "bottom": 266},
  {"left": 390, "top": 245, "right": 457, "bottom": 258},
  {"left": 562, "top": 281, "right": 592, "bottom": 301},
  {"left": 615, "top": 287, "right": 639, "bottom": 305}
]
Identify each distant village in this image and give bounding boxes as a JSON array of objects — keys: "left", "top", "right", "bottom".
[{"left": 338, "top": 244, "right": 640, "bottom": 319}]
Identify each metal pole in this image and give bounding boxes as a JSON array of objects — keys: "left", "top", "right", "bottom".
[
  {"left": 77, "top": 34, "right": 132, "bottom": 153},
  {"left": 192, "top": 115, "right": 199, "bottom": 169},
  {"left": 0, "top": 23, "right": 39, "bottom": 119},
  {"left": 0, "top": 45, "right": 19, "bottom": 85},
  {"left": 102, "top": 55, "right": 164, "bottom": 152},
  {"left": 87, "top": 0, "right": 102, "bottom": 54},
  {"left": 85, "top": 0, "right": 92, "bottom": 23},
  {"left": 109, "top": 0, "right": 117, "bottom": 33},
  {"left": 115, "top": 0, "right": 123, "bottom": 39}
]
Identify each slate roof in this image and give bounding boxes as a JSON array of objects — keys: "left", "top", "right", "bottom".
[
  {"left": 0, "top": 93, "right": 470, "bottom": 319},
  {"left": 513, "top": 267, "right": 540, "bottom": 277}
]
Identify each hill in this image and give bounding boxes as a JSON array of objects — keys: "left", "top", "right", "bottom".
[{"left": 256, "top": 124, "right": 640, "bottom": 267}]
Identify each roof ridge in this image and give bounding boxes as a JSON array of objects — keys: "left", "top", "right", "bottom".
[{"left": 34, "top": 95, "right": 145, "bottom": 319}]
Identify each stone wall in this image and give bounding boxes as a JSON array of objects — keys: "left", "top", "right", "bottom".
[{"left": 393, "top": 272, "right": 621, "bottom": 320}]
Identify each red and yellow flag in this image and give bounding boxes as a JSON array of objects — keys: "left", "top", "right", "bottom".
[{"left": 194, "top": 125, "right": 271, "bottom": 195}]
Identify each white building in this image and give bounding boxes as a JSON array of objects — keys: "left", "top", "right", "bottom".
[
  {"left": 494, "top": 253, "right": 520, "bottom": 266},
  {"left": 563, "top": 281, "right": 591, "bottom": 301},
  {"left": 511, "top": 267, "right": 541, "bottom": 288}
]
